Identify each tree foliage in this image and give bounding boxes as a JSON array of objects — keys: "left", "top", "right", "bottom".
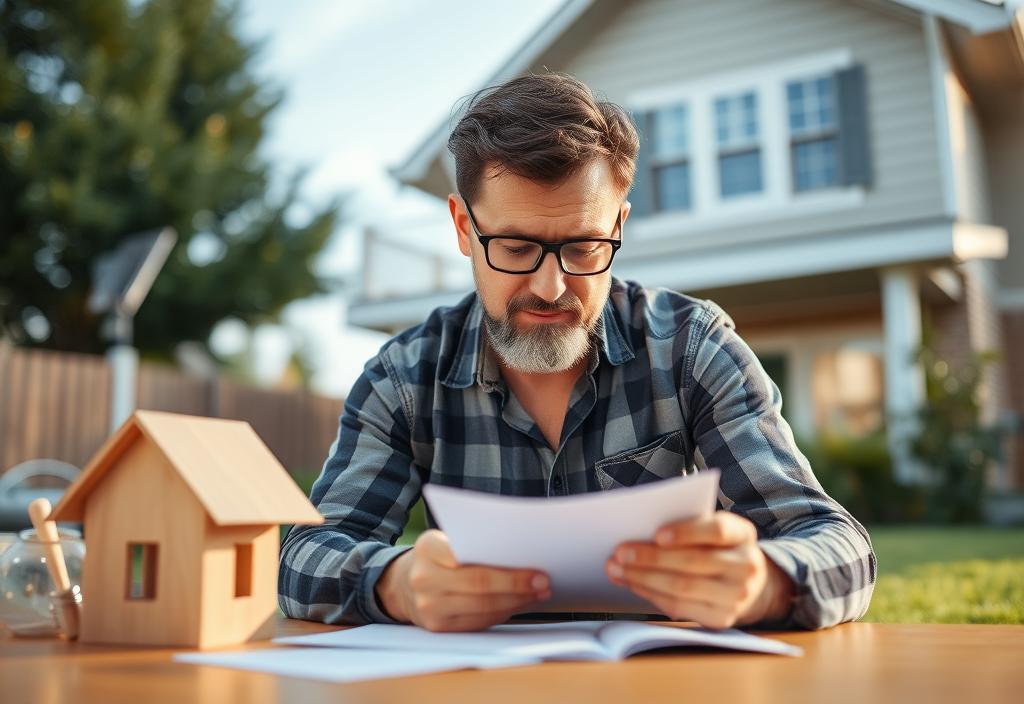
[{"left": 0, "top": 0, "right": 337, "bottom": 357}]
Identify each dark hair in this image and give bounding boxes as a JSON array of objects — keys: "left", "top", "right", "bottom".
[{"left": 447, "top": 73, "right": 639, "bottom": 205}]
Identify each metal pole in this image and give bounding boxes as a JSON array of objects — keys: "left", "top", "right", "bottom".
[{"left": 107, "top": 311, "right": 137, "bottom": 432}]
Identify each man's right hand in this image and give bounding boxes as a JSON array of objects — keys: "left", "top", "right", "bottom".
[{"left": 375, "top": 529, "right": 551, "bottom": 632}]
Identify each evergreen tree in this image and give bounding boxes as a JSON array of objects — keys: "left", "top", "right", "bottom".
[{"left": 0, "top": 0, "right": 338, "bottom": 357}]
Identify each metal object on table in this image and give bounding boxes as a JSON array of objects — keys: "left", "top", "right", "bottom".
[{"left": 0, "top": 460, "right": 81, "bottom": 532}]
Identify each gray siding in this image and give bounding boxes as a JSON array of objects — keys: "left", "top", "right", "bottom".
[
  {"left": 532, "top": 0, "right": 947, "bottom": 255},
  {"left": 985, "top": 112, "right": 1024, "bottom": 291}
]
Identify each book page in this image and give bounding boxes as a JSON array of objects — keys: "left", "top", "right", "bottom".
[
  {"left": 422, "top": 470, "right": 720, "bottom": 612},
  {"left": 275, "top": 622, "right": 612, "bottom": 661},
  {"left": 595, "top": 621, "right": 803, "bottom": 658}
]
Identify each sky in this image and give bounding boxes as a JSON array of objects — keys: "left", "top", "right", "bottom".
[{"left": 230, "top": 0, "right": 563, "bottom": 396}]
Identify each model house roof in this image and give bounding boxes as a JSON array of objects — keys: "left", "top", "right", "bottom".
[{"left": 50, "top": 410, "right": 324, "bottom": 526}]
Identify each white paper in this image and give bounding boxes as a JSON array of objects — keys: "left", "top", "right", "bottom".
[
  {"left": 173, "top": 646, "right": 538, "bottom": 683},
  {"left": 274, "top": 620, "right": 802, "bottom": 660},
  {"left": 422, "top": 470, "right": 720, "bottom": 611},
  {"left": 595, "top": 621, "right": 803, "bottom": 658},
  {"left": 276, "top": 622, "right": 611, "bottom": 661}
]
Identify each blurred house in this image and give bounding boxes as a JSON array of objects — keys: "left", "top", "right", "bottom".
[{"left": 350, "top": 0, "right": 1024, "bottom": 488}]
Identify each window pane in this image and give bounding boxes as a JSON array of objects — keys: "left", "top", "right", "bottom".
[
  {"left": 652, "top": 104, "right": 689, "bottom": 160},
  {"left": 787, "top": 75, "right": 837, "bottom": 135},
  {"left": 793, "top": 138, "right": 839, "bottom": 191},
  {"left": 719, "top": 151, "right": 762, "bottom": 197},
  {"left": 655, "top": 162, "right": 691, "bottom": 211},
  {"left": 715, "top": 92, "right": 759, "bottom": 148}
]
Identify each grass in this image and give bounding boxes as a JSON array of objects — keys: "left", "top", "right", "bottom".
[{"left": 864, "top": 526, "right": 1024, "bottom": 624}]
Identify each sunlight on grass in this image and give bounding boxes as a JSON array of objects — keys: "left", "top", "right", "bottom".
[
  {"left": 863, "top": 526, "right": 1024, "bottom": 624},
  {"left": 865, "top": 559, "right": 1024, "bottom": 624}
]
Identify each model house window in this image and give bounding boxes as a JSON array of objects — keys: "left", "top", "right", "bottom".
[
  {"left": 714, "top": 91, "right": 762, "bottom": 197},
  {"left": 234, "top": 543, "right": 253, "bottom": 598},
  {"left": 788, "top": 76, "right": 840, "bottom": 191},
  {"left": 126, "top": 543, "right": 158, "bottom": 600},
  {"left": 651, "top": 104, "right": 692, "bottom": 211}
]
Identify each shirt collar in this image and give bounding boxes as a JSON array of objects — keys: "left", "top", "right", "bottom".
[{"left": 442, "top": 280, "right": 635, "bottom": 390}]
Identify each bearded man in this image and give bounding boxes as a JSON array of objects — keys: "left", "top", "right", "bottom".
[{"left": 279, "top": 73, "right": 876, "bottom": 633}]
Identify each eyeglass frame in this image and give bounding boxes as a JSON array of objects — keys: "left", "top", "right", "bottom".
[{"left": 461, "top": 196, "right": 623, "bottom": 276}]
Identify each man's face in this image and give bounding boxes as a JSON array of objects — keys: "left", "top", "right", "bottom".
[{"left": 449, "top": 159, "right": 628, "bottom": 374}]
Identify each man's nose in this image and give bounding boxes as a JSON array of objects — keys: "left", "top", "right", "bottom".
[{"left": 527, "top": 250, "right": 568, "bottom": 303}]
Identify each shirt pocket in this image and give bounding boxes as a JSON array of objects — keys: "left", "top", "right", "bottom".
[{"left": 594, "top": 430, "right": 689, "bottom": 491}]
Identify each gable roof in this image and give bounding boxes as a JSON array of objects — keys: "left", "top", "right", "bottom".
[
  {"left": 391, "top": 0, "right": 1019, "bottom": 195},
  {"left": 50, "top": 410, "right": 324, "bottom": 526}
]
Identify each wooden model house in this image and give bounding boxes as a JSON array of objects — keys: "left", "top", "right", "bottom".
[{"left": 48, "top": 410, "right": 323, "bottom": 648}]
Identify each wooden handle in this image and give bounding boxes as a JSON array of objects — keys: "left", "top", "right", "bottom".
[{"left": 28, "top": 498, "right": 72, "bottom": 593}]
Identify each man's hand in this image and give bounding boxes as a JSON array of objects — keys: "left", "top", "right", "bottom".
[
  {"left": 605, "top": 511, "right": 794, "bottom": 629},
  {"left": 376, "top": 529, "right": 552, "bottom": 632}
]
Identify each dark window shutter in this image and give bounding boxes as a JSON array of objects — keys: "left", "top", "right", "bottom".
[
  {"left": 836, "top": 64, "right": 872, "bottom": 187},
  {"left": 629, "top": 111, "right": 655, "bottom": 216}
]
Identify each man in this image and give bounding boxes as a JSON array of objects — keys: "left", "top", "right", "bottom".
[{"left": 279, "top": 73, "right": 876, "bottom": 633}]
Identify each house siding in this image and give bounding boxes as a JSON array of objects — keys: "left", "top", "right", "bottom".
[
  {"left": 536, "top": 0, "right": 946, "bottom": 253},
  {"left": 985, "top": 113, "right": 1024, "bottom": 292}
]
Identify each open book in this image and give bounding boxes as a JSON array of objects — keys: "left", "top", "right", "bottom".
[{"left": 274, "top": 620, "right": 803, "bottom": 660}]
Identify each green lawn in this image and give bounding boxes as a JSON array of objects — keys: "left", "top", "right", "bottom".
[{"left": 864, "top": 526, "right": 1024, "bottom": 624}]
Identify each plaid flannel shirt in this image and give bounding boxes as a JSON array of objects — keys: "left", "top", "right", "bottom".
[{"left": 279, "top": 278, "right": 876, "bottom": 629}]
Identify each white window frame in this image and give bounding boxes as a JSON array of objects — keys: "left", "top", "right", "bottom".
[
  {"left": 787, "top": 72, "right": 841, "bottom": 193},
  {"left": 649, "top": 103, "right": 693, "bottom": 212},
  {"left": 627, "top": 49, "right": 864, "bottom": 241}
]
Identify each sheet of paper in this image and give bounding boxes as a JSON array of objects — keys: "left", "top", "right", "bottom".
[
  {"left": 173, "top": 646, "right": 538, "bottom": 683},
  {"left": 276, "top": 622, "right": 611, "bottom": 661},
  {"left": 596, "top": 621, "right": 803, "bottom": 658},
  {"left": 422, "top": 470, "right": 720, "bottom": 611},
  {"left": 274, "top": 620, "right": 802, "bottom": 660}
]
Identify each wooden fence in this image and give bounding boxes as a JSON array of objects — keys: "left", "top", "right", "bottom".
[{"left": 0, "top": 344, "right": 343, "bottom": 476}]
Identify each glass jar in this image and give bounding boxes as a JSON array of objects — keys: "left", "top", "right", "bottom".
[{"left": 0, "top": 527, "right": 85, "bottom": 636}]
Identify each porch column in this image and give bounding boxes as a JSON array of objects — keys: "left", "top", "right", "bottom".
[{"left": 880, "top": 266, "right": 927, "bottom": 484}]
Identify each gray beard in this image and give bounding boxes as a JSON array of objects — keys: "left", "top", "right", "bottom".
[{"left": 482, "top": 305, "right": 602, "bottom": 374}]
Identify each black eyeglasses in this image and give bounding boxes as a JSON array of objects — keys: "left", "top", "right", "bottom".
[{"left": 462, "top": 197, "right": 623, "bottom": 276}]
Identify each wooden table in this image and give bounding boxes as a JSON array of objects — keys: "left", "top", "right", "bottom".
[{"left": 2, "top": 618, "right": 1022, "bottom": 703}]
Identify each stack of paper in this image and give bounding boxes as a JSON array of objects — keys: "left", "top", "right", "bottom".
[
  {"left": 174, "top": 646, "right": 538, "bottom": 683},
  {"left": 276, "top": 620, "right": 803, "bottom": 660},
  {"left": 174, "top": 622, "right": 801, "bottom": 683}
]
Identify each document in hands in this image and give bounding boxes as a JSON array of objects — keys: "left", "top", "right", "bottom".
[
  {"left": 275, "top": 620, "right": 803, "bottom": 659},
  {"left": 422, "top": 469, "right": 721, "bottom": 612}
]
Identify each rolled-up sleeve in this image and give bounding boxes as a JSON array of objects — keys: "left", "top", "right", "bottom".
[
  {"left": 278, "top": 351, "right": 422, "bottom": 625},
  {"left": 684, "top": 310, "right": 877, "bottom": 629}
]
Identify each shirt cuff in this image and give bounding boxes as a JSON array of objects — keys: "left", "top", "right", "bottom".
[
  {"left": 756, "top": 538, "right": 807, "bottom": 629},
  {"left": 357, "top": 543, "right": 414, "bottom": 624}
]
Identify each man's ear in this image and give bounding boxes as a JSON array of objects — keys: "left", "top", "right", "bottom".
[
  {"left": 449, "top": 194, "right": 472, "bottom": 257},
  {"left": 621, "top": 199, "right": 632, "bottom": 226}
]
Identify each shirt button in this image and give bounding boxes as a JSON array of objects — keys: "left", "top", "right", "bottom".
[{"left": 553, "top": 475, "right": 563, "bottom": 489}]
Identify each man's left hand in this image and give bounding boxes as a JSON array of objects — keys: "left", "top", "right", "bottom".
[{"left": 605, "top": 511, "right": 794, "bottom": 629}]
